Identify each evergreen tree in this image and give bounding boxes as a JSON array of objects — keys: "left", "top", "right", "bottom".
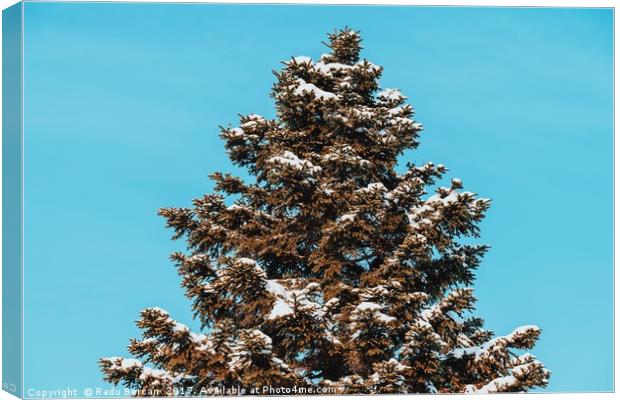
[{"left": 100, "top": 28, "right": 550, "bottom": 395}]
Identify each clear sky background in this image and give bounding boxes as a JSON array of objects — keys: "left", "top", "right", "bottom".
[{"left": 22, "top": 3, "right": 613, "bottom": 394}]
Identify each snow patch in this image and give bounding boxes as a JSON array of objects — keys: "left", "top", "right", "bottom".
[
  {"left": 268, "top": 151, "right": 322, "bottom": 175},
  {"left": 294, "top": 79, "right": 337, "bottom": 100},
  {"left": 377, "top": 88, "right": 406, "bottom": 103}
]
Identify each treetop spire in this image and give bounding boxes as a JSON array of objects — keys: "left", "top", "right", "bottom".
[{"left": 322, "top": 27, "right": 363, "bottom": 65}]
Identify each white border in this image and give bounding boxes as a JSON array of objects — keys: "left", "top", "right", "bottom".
[
  {"left": 0, "top": 0, "right": 616, "bottom": 5},
  {"left": 0, "top": 1, "right": 615, "bottom": 400}
]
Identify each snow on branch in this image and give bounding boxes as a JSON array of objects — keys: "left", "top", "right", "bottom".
[
  {"left": 267, "top": 150, "right": 322, "bottom": 176},
  {"left": 422, "top": 288, "right": 476, "bottom": 321},
  {"left": 450, "top": 325, "right": 542, "bottom": 361},
  {"left": 465, "top": 375, "right": 519, "bottom": 393},
  {"left": 377, "top": 88, "right": 406, "bottom": 105},
  {"left": 352, "top": 301, "right": 397, "bottom": 327},
  {"left": 294, "top": 78, "right": 338, "bottom": 100},
  {"left": 264, "top": 279, "right": 322, "bottom": 320}
]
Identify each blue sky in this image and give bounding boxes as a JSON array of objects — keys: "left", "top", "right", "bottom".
[{"left": 22, "top": 3, "right": 612, "bottom": 393}]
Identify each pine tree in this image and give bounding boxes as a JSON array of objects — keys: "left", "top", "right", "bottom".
[{"left": 100, "top": 28, "right": 550, "bottom": 395}]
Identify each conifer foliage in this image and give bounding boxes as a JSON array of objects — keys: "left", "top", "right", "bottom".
[{"left": 100, "top": 28, "right": 550, "bottom": 394}]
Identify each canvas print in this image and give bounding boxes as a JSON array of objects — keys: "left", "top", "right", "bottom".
[{"left": 2, "top": 2, "right": 614, "bottom": 398}]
